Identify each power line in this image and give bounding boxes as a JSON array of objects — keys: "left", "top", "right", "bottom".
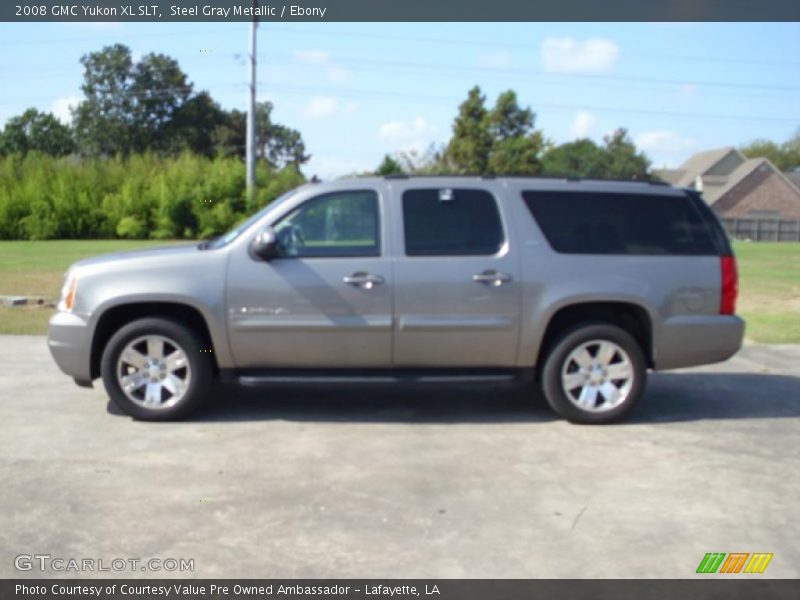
[
  {"left": 260, "top": 52, "right": 800, "bottom": 93},
  {"left": 265, "top": 25, "right": 800, "bottom": 69},
  {"left": 259, "top": 82, "right": 798, "bottom": 124},
  {"left": 259, "top": 59, "right": 799, "bottom": 102}
]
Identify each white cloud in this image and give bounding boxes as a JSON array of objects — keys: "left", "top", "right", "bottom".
[
  {"left": 301, "top": 96, "right": 357, "bottom": 119},
  {"left": 541, "top": 37, "right": 620, "bottom": 74},
  {"left": 677, "top": 83, "right": 698, "bottom": 98},
  {"left": 636, "top": 130, "right": 696, "bottom": 155},
  {"left": 327, "top": 66, "right": 353, "bottom": 83},
  {"left": 293, "top": 49, "right": 330, "bottom": 65},
  {"left": 50, "top": 96, "right": 80, "bottom": 124},
  {"left": 569, "top": 111, "right": 597, "bottom": 138},
  {"left": 477, "top": 50, "right": 512, "bottom": 69}
]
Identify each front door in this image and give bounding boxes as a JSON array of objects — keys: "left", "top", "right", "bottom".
[
  {"left": 226, "top": 189, "right": 393, "bottom": 368},
  {"left": 391, "top": 186, "right": 521, "bottom": 367}
]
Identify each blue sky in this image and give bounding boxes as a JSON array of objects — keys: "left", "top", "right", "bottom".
[{"left": 0, "top": 21, "right": 798, "bottom": 178}]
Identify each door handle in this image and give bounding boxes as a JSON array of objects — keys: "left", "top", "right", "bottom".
[
  {"left": 343, "top": 272, "right": 385, "bottom": 289},
  {"left": 472, "top": 270, "right": 513, "bottom": 287}
]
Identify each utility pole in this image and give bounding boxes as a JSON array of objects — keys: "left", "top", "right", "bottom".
[{"left": 246, "top": 11, "right": 258, "bottom": 201}]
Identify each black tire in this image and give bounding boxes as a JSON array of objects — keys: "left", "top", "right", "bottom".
[
  {"left": 540, "top": 323, "right": 647, "bottom": 424},
  {"left": 100, "top": 317, "right": 214, "bottom": 421}
]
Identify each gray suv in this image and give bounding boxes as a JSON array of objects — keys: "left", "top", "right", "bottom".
[{"left": 48, "top": 177, "right": 744, "bottom": 423}]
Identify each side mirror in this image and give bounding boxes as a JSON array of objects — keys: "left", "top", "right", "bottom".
[{"left": 251, "top": 227, "right": 279, "bottom": 260}]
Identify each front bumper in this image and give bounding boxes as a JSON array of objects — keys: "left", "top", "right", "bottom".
[
  {"left": 47, "top": 311, "right": 92, "bottom": 383},
  {"left": 655, "top": 315, "right": 745, "bottom": 370}
]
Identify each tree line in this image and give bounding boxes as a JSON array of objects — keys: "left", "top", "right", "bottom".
[
  {"left": 374, "top": 86, "right": 800, "bottom": 179},
  {"left": 0, "top": 44, "right": 309, "bottom": 166},
  {"left": 374, "top": 86, "right": 651, "bottom": 179}
]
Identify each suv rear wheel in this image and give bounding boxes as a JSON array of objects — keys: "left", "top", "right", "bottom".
[
  {"left": 100, "top": 317, "right": 213, "bottom": 420},
  {"left": 540, "top": 323, "right": 646, "bottom": 424}
]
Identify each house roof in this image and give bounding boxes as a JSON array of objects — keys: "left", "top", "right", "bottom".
[
  {"left": 653, "top": 146, "right": 800, "bottom": 208},
  {"left": 702, "top": 158, "right": 769, "bottom": 204},
  {"left": 673, "top": 147, "right": 746, "bottom": 188},
  {"left": 699, "top": 159, "right": 800, "bottom": 206}
]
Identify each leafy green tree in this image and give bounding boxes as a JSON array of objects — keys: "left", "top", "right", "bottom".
[
  {"left": 72, "top": 44, "right": 137, "bottom": 156},
  {"left": 783, "top": 128, "right": 800, "bottom": 170},
  {"left": 443, "top": 87, "right": 545, "bottom": 175},
  {"left": 0, "top": 108, "right": 74, "bottom": 156},
  {"left": 212, "top": 109, "right": 246, "bottom": 159},
  {"left": 541, "top": 129, "right": 650, "bottom": 180},
  {"left": 70, "top": 45, "right": 307, "bottom": 162},
  {"left": 541, "top": 139, "right": 607, "bottom": 178},
  {"left": 374, "top": 154, "right": 404, "bottom": 176},
  {"left": 488, "top": 134, "right": 545, "bottom": 175},
  {"left": 488, "top": 91, "right": 534, "bottom": 140},
  {"left": 211, "top": 102, "right": 309, "bottom": 169},
  {"left": 130, "top": 52, "right": 193, "bottom": 153},
  {"left": 486, "top": 91, "right": 544, "bottom": 175},
  {"left": 168, "top": 91, "right": 227, "bottom": 157},
  {"left": 741, "top": 129, "right": 800, "bottom": 172},
  {"left": 445, "top": 86, "right": 492, "bottom": 173},
  {"left": 602, "top": 128, "right": 650, "bottom": 180},
  {"left": 255, "top": 101, "right": 309, "bottom": 169}
]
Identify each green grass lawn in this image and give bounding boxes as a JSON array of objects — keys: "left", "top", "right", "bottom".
[
  {"left": 0, "top": 240, "right": 175, "bottom": 335},
  {"left": 733, "top": 242, "right": 800, "bottom": 344},
  {"left": 0, "top": 240, "right": 798, "bottom": 342}
]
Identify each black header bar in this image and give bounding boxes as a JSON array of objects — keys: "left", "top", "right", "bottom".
[{"left": 4, "top": 0, "right": 800, "bottom": 22}]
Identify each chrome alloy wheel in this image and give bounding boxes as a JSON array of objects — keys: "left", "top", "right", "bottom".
[
  {"left": 561, "top": 340, "right": 634, "bottom": 412},
  {"left": 116, "top": 335, "right": 191, "bottom": 409}
]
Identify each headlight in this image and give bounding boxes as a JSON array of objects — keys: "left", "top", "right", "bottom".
[{"left": 58, "top": 273, "right": 78, "bottom": 312}]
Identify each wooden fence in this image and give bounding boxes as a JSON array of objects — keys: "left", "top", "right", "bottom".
[{"left": 720, "top": 217, "right": 800, "bottom": 242}]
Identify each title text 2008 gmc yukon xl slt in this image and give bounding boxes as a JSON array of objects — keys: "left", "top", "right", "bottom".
[{"left": 48, "top": 177, "right": 744, "bottom": 424}]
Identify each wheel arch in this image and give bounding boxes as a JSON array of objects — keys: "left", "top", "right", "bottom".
[
  {"left": 536, "top": 300, "right": 654, "bottom": 370},
  {"left": 90, "top": 302, "right": 219, "bottom": 380}
]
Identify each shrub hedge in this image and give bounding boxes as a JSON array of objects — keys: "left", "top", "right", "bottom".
[{"left": 0, "top": 152, "right": 305, "bottom": 240}]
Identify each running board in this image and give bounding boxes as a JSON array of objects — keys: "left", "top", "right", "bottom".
[{"left": 234, "top": 369, "right": 523, "bottom": 387}]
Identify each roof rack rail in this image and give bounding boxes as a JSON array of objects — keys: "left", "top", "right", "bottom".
[{"left": 379, "top": 173, "right": 671, "bottom": 186}]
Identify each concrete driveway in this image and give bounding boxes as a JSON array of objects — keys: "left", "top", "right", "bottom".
[{"left": 0, "top": 335, "right": 798, "bottom": 578}]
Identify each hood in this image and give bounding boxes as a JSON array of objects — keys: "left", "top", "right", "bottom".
[{"left": 70, "top": 242, "right": 203, "bottom": 272}]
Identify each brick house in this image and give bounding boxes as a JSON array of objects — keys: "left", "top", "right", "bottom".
[{"left": 655, "top": 147, "right": 800, "bottom": 219}]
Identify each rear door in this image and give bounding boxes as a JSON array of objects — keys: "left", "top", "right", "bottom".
[{"left": 390, "top": 184, "right": 521, "bottom": 367}]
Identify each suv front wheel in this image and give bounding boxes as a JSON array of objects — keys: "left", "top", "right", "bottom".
[
  {"left": 100, "top": 317, "right": 213, "bottom": 420},
  {"left": 540, "top": 323, "right": 646, "bottom": 424}
]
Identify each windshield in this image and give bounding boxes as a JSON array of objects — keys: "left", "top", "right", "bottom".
[{"left": 203, "top": 190, "right": 297, "bottom": 250}]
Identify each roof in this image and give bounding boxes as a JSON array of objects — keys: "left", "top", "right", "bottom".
[
  {"left": 702, "top": 158, "right": 768, "bottom": 204},
  {"left": 701, "top": 159, "right": 800, "bottom": 206},
  {"left": 652, "top": 146, "right": 800, "bottom": 208},
  {"left": 671, "top": 147, "right": 746, "bottom": 188}
]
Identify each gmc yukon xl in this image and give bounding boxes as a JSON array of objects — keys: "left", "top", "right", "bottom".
[{"left": 48, "top": 177, "right": 744, "bottom": 423}]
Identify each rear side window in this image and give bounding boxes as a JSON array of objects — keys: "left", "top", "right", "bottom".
[
  {"left": 402, "top": 188, "right": 504, "bottom": 256},
  {"left": 521, "top": 191, "right": 719, "bottom": 255}
]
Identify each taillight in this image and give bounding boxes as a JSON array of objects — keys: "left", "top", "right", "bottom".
[{"left": 720, "top": 255, "right": 738, "bottom": 315}]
